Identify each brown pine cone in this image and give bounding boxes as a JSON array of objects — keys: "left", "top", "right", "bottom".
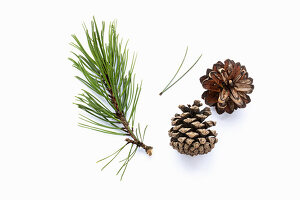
[
  {"left": 169, "top": 100, "right": 218, "bottom": 156},
  {"left": 200, "top": 59, "right": 254, "bottom": 114}
]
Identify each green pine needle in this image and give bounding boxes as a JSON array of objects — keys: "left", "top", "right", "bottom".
[
  {"left": 159, "top": 47, "right": 202, "bottom": 96},
  {"left": 70, "top": 17, "right": 152, "bottom": 180}
]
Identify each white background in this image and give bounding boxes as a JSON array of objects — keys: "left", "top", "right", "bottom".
[{"left": 1, "top": 0, "right": 300, "bottom": 199}]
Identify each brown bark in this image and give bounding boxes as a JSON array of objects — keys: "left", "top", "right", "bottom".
[{"left": 108, "top": 88, "right": 152, "bottom": 156}]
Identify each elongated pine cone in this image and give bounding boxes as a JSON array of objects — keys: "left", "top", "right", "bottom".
[
  {"left": 169, "top": 100, "right": 218, "bottom": 156},
  {"left": 200, "top": 59, "right": 254, "bottom": 114}
]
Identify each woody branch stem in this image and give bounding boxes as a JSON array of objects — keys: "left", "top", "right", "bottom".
[{"left": 109, "top": 88, "right": 152, "bottom": 155}]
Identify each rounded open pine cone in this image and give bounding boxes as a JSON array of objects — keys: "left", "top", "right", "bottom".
[
  {"left": 200, "top": 59, "right": 254, "bottom": 114},
  {"left": 169, "top": 100, "right": 218, "bottom": 156}
]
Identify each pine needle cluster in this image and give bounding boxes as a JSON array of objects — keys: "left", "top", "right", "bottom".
[
  {"left": 69, "top": 18, "right": 152, "bottom": 179},
  {"left": 159, "top": 47, "right": 202, "bottom": 96}
]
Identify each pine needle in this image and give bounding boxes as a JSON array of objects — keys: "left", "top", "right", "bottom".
[{"left": 159, "top": 47, "right": 202, "bottom": 96}]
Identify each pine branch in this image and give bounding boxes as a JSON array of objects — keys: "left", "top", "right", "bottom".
[{"left": 70, "top": 17, "right": 152, "bottom": 179}]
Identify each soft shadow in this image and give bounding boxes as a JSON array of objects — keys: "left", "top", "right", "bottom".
[
  {"left": 211, "top": 107, "right": 248, "bottom": 133},
  {"left": 211, "top": 106, "right": 240, "bottom": 121},
  {"left": 174, "top": 151, "right": 216, "bottom": 173}
]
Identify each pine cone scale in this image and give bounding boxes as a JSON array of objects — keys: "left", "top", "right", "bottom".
[
  {"left": 237, "top": 77, "right": 253, "bottom": 85},
  {"left": 218, "top": 88, "right": 230, "bottom": 104},
  {"left": 203, "top": 91, "right": 219, "bottom": 106},
  {"left": 202, "top": 79, "right": 221, "bottom": 92}
]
